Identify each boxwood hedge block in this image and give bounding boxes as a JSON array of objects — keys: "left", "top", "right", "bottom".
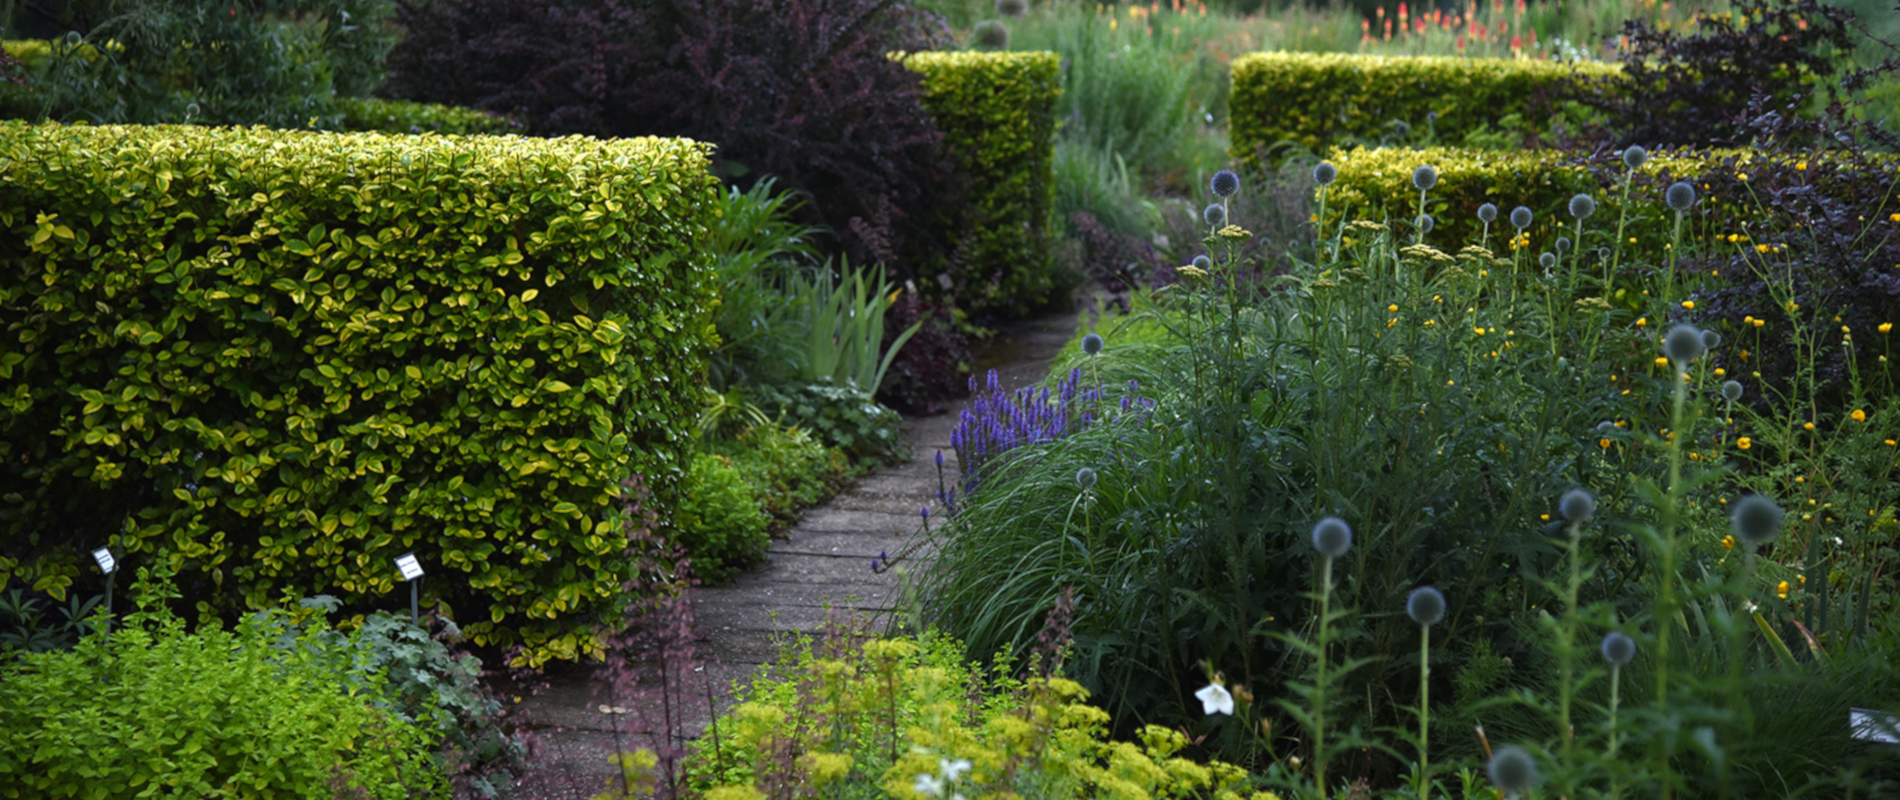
[
  {"left": 903, "top": 51, "right": 1063, "bottom": 316},
  {"left": 337, "top": 96, "right": 523, "bottom": 135},
  {"left": 1230, "top": 52, "right": 1618, "bottom": 166},
  {"left": 0, "top": 121, "right": 718, "bottom": 665}
]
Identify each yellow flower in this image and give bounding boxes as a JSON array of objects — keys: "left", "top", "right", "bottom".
[
  {"left": 1804, "top": 422, "right": 1816, "bottom": 431},
  {"left": 1682, "top": 300, "right": 1696, "bottom": 310},
  {"left": 1797, "top": 161, "right": 1808, "bottom": 171},
  {"left": 1655, "top": 357, "right": 1669, "bottom": 367},
  {"left": 1737, "top": 436, "right": 1752, "bottom": 450},
  {"left": 1882, "top": 323, "right": 1893, "bottom": 333},
  {"left": 1721, "top": 534, "right": 1735, "bottom": 549},
  {"left": 1752, "top": 318, "right": 1765, "bottom": 328},
  {"left": 1886, "top": 439, "right": 1896, "bottom": 446},
  {"left": 1891, "top": 213, "right": 1900, "bottom": 223},
  {"left": 1799, "top": 575, "right": 1807, "bottom": 587},
  {"left": 1600, "top": 438, "right": 1612, "bottom": 449},
  {"left": 1757, "top": 244, "right": 1770, "bottom": 254},
  {"left": 1715, "top": 368, "right": 1726, "bottom": 377},
  {"left": 1853, "top": 409, "right": 1867, "bottom": 422},
  {"left": 1179, "top": 265, "right": 1209, "bottom": 278},
  {"left": 1777, "top": 580, "right": 1789, "bottom": 599},
  {"left": 1540, "top": 514, "right": 1550, "bottom": 521},
  {"left": 1635, "top": 317, "right": 1647, "bottom": 327},
  {"left": 1388, "top": 304, "right": 1399, "bottom": 313},
  {"left": 1424, "top": 319, "right": 1436, "bottom": 327}
]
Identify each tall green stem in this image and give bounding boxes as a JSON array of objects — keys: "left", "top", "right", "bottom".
[
  {"left": 1418, "top": 625, "right": 1431, "bottom": 796},
  {"left": 1316, "top": 554, "right": 1334, "bottom": 798}
]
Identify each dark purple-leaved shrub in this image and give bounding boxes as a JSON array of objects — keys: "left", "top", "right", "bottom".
[
  {"left": 1680, "top": 98, "right": 1900, "bottom": 418},
  {"left": 876, "top": 292, "right": 971, "bottom": 416},
  {"left": 1565, "top": 0, "right": 1857, "bottom": 148},
  {"left": 384, "top": 0, "right": 955, "bottom": 271}
]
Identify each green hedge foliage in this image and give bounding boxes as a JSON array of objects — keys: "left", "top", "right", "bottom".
[
  {"left": 1229, "top": 52, "right": 1618, "bottom": 166},
  {"left": 0, "top": 597, "right": 441, "bottom": 798},
  {"left": 0, "top": 121, "right": 719, "bottom": 665},
  {"left": 675, "top": 452, "right": 771, "bottom": 583},
  {"left": 337, "top": 96, "right": 524, "bottom": 136},
  {"left": 904, "top": 51, "right": 1066, "bottom": 316}
]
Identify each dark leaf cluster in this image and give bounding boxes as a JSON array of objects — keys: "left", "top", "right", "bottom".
[
  {"left": 385, "top": 0, "right": 956, "bottom": 271},
  {"left": 1564, "top": 0, "right": 1857, "bottom": 149},
  {"left": 875, "top": 291, "right": 972, "bottom": 415}
]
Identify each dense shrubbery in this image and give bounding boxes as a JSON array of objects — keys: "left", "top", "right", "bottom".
[
  {"left": 385, "top": 0, "right": 955, "bottom": 273},
  {"left": 0, "top": 1, "right": 399, "bottom": 127},
  {"left": 0, "top": 569, "right": 442, "bottom": 797}
]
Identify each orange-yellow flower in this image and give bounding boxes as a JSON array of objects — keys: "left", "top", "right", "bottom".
[
  {"left": 1737, "top": 436, "right": 1752, "bottom": 450},
  {"left": 1721, "top": 534, "right": 1735, "bottom": 549},
  {"left": 1777, "top": 580, "right": 1790, "bottom": 599},
  {"left": 1852, "top": 409, "right": 1868, "bottom": 422}
]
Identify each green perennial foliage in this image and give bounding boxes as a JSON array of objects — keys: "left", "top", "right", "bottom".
[{"left": 0, "top": 121, "right": 719, "bottom": 665}]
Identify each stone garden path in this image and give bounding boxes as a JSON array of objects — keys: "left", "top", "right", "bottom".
[{"left": 504, "top": 297, "right": 1089, "bottom": 798}]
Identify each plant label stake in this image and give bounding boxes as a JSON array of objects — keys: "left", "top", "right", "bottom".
[
  {"left": 91, "top": 547, "right": 115, "bottom": 650},
  {"left": 394, "top": 552, "right": 424, "bottom": 626}
]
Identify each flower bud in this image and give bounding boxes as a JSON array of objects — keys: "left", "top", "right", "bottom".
[
  {"left": 1666, "top": 181, "right": 1696, "bottom": 212},
  {"left": 1313, "top": 162, "right": 1337, "bottom": 186},
  {"left": 1311, "top": 517, "right": 1352, "bottom": 558},
  {"left": 1560, "top": 488, "right": 1595, "bottom": 522},
  {"left": 1600, "top": 631, "right": 1637, "bottom": 666},
  {"left": 1569, "top": 193, "right": 1597, "bottom": 220},
  {"left": 1203, "top": 203, "right": 1226, "bottom": 228},
  {"left": 1622, "top": 145, "right": 1648, "bottom": 169},
  {"left": 1731, "top": 494, "right": 1784, "bottom": 546},
  {"left": 1488, "top": 746, "right": 1539, "bottom": 796},
  {"left": 1664, "top": 324, "right": 1706, "bottom": 363},
  {"left": 1210, "top": 169, "right": 1241, "bottom": 199},
  {"left": 1721, "top": 380, "right": 1743, "bottom": 401},
  {"left": 1406, "top": 586, "right": 1446, "bottom": 627},
  {"left": 1477, "top": 203, "right": 1498, "bottom": 223},
  {"left": 1511, "top": 206, "right": 1533, "bottom": 230},
  {"left": 1413, "top": 165, "right": 1439, "bottom": 192},
  {"left": 1082, "top": 332, "right": 1103, "bottom": 356}
]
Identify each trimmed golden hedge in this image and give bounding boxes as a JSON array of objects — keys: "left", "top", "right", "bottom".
[
  {"left": 0, "top": 121, "right": 719, "bottom": 665},
  {"left": 336, "top": 97, "right": 523, "bottom": 136},
  {"left": 904, "top": 51, "right": 1064, "bottom": 316},
  {"left": 1230, "top": 52, "right": 1618, "bottom": 166}
]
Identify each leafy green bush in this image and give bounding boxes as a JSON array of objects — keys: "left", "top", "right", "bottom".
[
  {"left": 703, "top": 423, "right": 850, "bottom": 530},
  {"left": 676, "top": 453, "right": 771, "bottom": 583},
  {"left": 756, "top": 382, "right": 906, "bottom": 463},
  {"left": 0, "top": 1, "right": 398, "bottom": 128},
  {"left": 664, "top": 625, "right": 1266, "bottom": 800},
  {"left": 0, "top": 572, "right": 441, "bottom": 798},
  {"left": 1229, "top": 52, "right": 1618, "bottom": 166},
  {"left": 336, "top": 96, "right": 523, "bottom": 135},
  {"left": 0, "top": 121, "right": 719, "bottom": 665}
]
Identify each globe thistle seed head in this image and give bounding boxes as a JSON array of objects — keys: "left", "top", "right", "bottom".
[
  {"left": 1664, "top": 324, "right": 1707, "bottom": 364},
  {"left": 1555, "top": 236, "right": 1572, "bottom": 254},
  {"left": 1412, "top": 165, "right": 1439, "bottom": 192},
  {"left": 1210, "top": 169, "right": 1241, "bottom": 199},
  {"left": 1311, "top": 517, "right": 1353, "bottom": 558},
  {"left": 1560, "top": 488, "right": 1596, "bottom": 522},
  {"left": 1487, "top": 746, "right": 1539, "bottom": 795},
  {"left": 1721, "top": 380, "right": 1744, "bottom": 401},
  {"left": 1076, "top": 467, "right": 1097, "bottom": 491},
  {"left": 1313, "top": 161, "right": 1338, "bottom": 186},
  {"left": 1666, "top": 181, "right": 1697, "bottom": 212},
  {"left": 1191, "top": 254, "right": 1212, "bottom": 271},
  {"left": 995, "top": 0, "right": 1028, "bottom": 16},
  {"left": 1417, "top": 214, "right": 1435, "bottom": 234},
  {"left": 1406, "top": 586, "right": 1447, "bottom": 627},
  {"left": 1600, "top": 631, "right": 1637, "bottom": 666},
  {"left": 1701, "top": 330, "right": 1721, "bottom": 349},
  {"left": 1081, "top": 332, "right": 1104, "bottom": 357},
  {"left": 1203, "top": 203, "right": 1226, "bottom": 228},
  {"left": 1539, "top": 252, "right": 1557, "bottom": 270},
  {"left": 1510, "top": 206, "right": 1533, "bottom": 230},
  {"left": 973, "top": 19, "right": 1010, "bottom": 49},
  {"left": 1569, "top": 193, "right": 1597, "bottom": 220},
  {"left": 1477, "top": 203, "right": 1498, "bottom": 223},
  {"left": 1622, "top": 145, "right": 1649, "bottom": 169},
  {"left": 1731, "top": 494, "right": 1784, "bottom": 547}
]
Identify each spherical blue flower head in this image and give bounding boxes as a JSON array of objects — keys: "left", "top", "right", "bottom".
[
  {"left": 1554, "top": 236, "right": 1572, "bottom": 254},
  {"left": 1477, "top": 203, "right": 1498, "bottom": 223},
  {"left": 1417, "top": 214, "right": 1434, "bottom": 234},
  {"left": 1539, "top": 252, "right": 1557, "bottom": 270},
  {"left": 1487, "top": 746, "right": 1539, "bottom": 795},
  {"left": 1559, "top": 488, "right": 1595, "bottom": 522},
  {"left": 1412, "top": 165, "right": 1438, "bottom": 192},
  {"left": 1721, "top": 380, "right": 1743, "bottom": 401},
  {"left": 1701, "top": 330, "right": 1721, "bottom": 349},
  {"left": 1076, "top": 467, "right": 1097, "bottom": 491},
  {"left": 1600, "top": 631, "right": 1637, "bottom": 666},
  {"left": 1596, "top": 420, "right": 1616, "bottom": 433},
  {"left": 1311, "top": 517, "right": 1353, "bottom": 557},
  {"left": 1406, "top": 586, "right": 1446, "bottom": 627},
  {"left": 1731, "top": 494, "right": 1784, "bottom": 546},
  {"left": 1666, "top": 181, "right": 1697, "bottom": 212},
  {"left": 1569, "top": 193, "right": 1597, "bottom": 221},
  {"left": 1622, "top": 145, "right": 1648, "bottom": 170},
  {"left": 1313, "top": 161, "right": 1338, "bottom": 186},
  {"left": 1082, "top": 333, "right": 1104, "bottom": 357},
  {"left": 1663, "top": 324, "right": 1706, "bottom": 364},
  {"left": 1192, "top": 254, "right": 1212, "bottom": 271},
  {"left": 973, "top": 19, "right": 1009, "bottom": 49},
  {"left": 1203, "top": 203, "right": 1226, "bottom": 228},
  {"left": 1210, "top": 169, "right": 1241, "bottom": 199},
  {"left": 1510, "top": 206, "right": 1533, "bottom": 230}
]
